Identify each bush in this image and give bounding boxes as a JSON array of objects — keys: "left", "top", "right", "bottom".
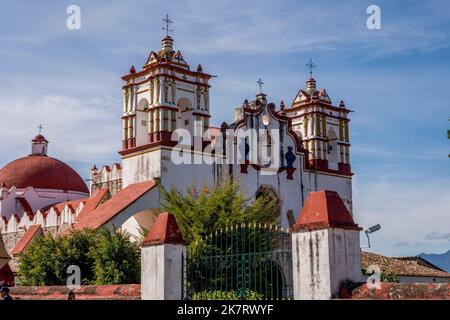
[
  {"left": 93, "top": 228, "right": 141, "bottom": 285},
  {"left": 18, "top": 227, "right": 140, "bottom": 286}
]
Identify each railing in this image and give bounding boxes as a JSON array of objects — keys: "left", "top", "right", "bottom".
[{"left": 182, "top": 223, "right": 293, "bottom": 300}]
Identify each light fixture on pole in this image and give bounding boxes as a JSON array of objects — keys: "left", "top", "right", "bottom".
[{"left": 364, "top": 224, "right": 381, "bottom": 248}]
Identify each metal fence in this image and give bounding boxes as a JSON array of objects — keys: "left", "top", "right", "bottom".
[{"left": 182, "top": 223, "right": 293, "bottom": 300}]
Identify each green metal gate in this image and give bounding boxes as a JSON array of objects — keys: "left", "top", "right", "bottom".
[{"left": 181, "top": 223, "right": 293, "bottom": 300}]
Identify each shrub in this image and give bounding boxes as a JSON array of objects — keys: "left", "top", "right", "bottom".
[{"left": 18, "top": 227, "right": 140, "bottom": 286}]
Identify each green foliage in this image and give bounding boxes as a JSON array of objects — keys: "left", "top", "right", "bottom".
[
  {"left": 192, "top": 290, "right": 264, "bottom": 300},
  {"left": 380, "top": 273, "right": 400, "bottom": 283},
  {"left": 93, "top": 227, "right": 141, "bottom": 285},
  {"left": 18, "top": 234, "right": 65, "bottom": 286},
  {"left": 160, "top": 177, "right": 279, "bottom": 249},
  {"left": 18, "top": 228, "right": 140, "bottom": 286}
]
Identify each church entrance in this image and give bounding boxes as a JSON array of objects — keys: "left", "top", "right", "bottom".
[{"left": 181, "top": 223, "right": 293, "bottom": 300}]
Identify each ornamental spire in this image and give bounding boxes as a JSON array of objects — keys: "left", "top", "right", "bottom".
[
  {"left": 306, "top": 58, "right": 316, "bottom": 79},
  {"left": 162, "top": 14, "right": 173, "bottom": 37},
  {"left": 161, "top": 14, "right": 174, "bottom": 53}
]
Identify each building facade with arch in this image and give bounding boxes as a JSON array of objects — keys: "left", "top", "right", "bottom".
[{"left": 1, "top": 32, "right": 354, "bottom": 280}]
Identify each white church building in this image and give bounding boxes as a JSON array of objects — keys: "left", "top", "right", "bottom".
[{"left": 0, "top": 31, "right": 353, "bottom": 274}]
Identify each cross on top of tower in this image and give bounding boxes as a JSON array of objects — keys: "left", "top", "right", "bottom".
[
  {"left": 257, "top": 78, "right": 264, "bottom": 93},
  {"left": 306, "top": 58, "right": 316, "bottom": 78},
  {"left": 162, "top": 14, "right": 173, "bottom": 37},
  {"left": 38, "top": 124, "right": 44, "bottom": 135}
]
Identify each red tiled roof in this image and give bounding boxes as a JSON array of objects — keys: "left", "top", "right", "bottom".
[
  {"left": 293, "top": 190, "right": 361, "bottom": 231},
  {"left": 10, "top": 225, "right": 43, "bottom": 256},
  {"left": 74, "top": 181, "right": 156, "bottom": 230},
  {"left": 75, "top": 189, "right": 109, "bottom": 222},
  {"left": 142, "top": 212, "right": 185, "bottom": 246},
  {"left": 361, "top": 251, "right": 450, "bottom": 278}
]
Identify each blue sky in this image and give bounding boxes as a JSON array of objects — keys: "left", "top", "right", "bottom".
[{"left": 0, "top": 0, "right": 449, "bottom": 257}]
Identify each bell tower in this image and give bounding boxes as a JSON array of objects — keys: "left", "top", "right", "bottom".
[
  {"left": 285, "top": 60, "right": 352, "bottom": 175},
  {"left": 119, "top": 16, "right": 214, "bottom": 187}
]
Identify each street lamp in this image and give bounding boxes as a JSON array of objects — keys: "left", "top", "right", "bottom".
[{"left": 364, "top": 224, "right": 381, "bottom": 248}]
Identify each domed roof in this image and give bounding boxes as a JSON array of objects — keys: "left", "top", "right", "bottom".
[
  {"left": 32, "top": 134, "right": 48, "bottom": 142},
  {"left": 0, "top": 155, "right": 89, "bottom": 194}
]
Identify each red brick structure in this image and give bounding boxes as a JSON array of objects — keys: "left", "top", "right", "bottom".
[
  {"left": 347, "top": 283, "right": 450, "bottom": 300},
  {"left": 9, "top": 284, "right": 140, "bottom": 300}
]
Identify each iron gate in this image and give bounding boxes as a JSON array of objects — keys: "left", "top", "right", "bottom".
[{"left": 181, "top": 223, "right": 293, "bottom": 300}]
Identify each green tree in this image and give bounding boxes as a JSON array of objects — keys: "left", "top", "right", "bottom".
[
  {"left": 18, "top": 228, "right": 140, "bottom": 286},
  {"left": 92, "top": 227, "right": 141, "bottom": 285},
  {"left": 18, "top": 234, "right": 64, "bottom": 286},
  {"left": 160, "top": 177, "right": 279, "bottom": 248}
]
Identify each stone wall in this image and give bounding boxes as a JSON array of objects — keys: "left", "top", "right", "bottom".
[
  {"left": 2, "top": 230, "right": 24, "bottom": 253},
  {"left": 9, "top": 284, "right": 141, "bottom": 300}
]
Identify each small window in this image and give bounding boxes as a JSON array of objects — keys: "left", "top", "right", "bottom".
[{"left": 184, "top": 119, "right": 189, "bottom": 125}]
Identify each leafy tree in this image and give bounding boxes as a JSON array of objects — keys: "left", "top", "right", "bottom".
[
  {"left": 18, "top": 227, "right": 140, "bottom": 286},
  {"left": 160, "top": 177, "right": 279, "bottom": 248},
  {"left": 92, "top": 227, "right": 141, "bottom": 285},
  {"left": 18, "top": 234, "right": 64, "bottom": 286}
]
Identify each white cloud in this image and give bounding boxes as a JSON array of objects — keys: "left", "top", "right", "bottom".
[
  {"left": 353, "top": 175, "right": 450, "bottom": 256},
  {"left": 0, "top": 93, "right": 121, "bottom": 167}
]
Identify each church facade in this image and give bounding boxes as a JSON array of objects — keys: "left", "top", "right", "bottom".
[
  {"left": 90, "top": 33, "right": 353, "bottom": 232},
  {"left": 1, "top": 31, "right": 354, "bottom": 277}
]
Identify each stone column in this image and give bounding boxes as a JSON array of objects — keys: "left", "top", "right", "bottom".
[
  {"left": 292, "top": 190, "right": 362, "bottom": 300},
  {"left": 141, "top": 212, "right": 186, "bottom": 300}
]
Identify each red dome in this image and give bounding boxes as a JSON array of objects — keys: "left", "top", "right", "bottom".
[
  {"left": 32, "top": 134, "right": 47, "bottom": 142},
  {"left": 0, "top": 155, "right": 89, "bottom": 194}
]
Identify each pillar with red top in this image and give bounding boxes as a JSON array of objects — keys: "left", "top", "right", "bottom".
[
  {"left": 291, "top": 190, "right": 363, "bottom": 300},
  {"left": 141, "top": 212, "right": 186, "bottom": 300}
]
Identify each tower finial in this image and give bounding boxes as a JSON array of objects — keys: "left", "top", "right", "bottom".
[
  {"left": 306, "top": 58, "right": 316, "bottom": 79},
  {"left": 257, "top": 78, "right": 264, "bottom": 94},
  {"left": 162, "top": 14, "right": 173, "bottom": 37},
  {"left": 38, "top": 124, "right": 44, "bottom": 135}
]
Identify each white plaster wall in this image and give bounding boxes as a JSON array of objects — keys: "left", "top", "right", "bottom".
[
  {"left": 0, "top": 187, "right": 87, "bottom": 221},
  {"left": 293, "top": 228, "right": 362, "bottom": 300},
  {"left": 121, "top": 209, "right": 156, "bottom": 241},
  {"left": 105, "top": 186, "right": 160, "bottom": 236},
  {"left": 328, "top": 228, "right": 363, "bottom": 294},
  {"left": 160, "top": 149, "right": 219, "bottom": 192},
  {"left": 122, "top": 150, "right": 162, "bottom": 188},
  {"left": 141, "top": 243, "right": 186, "bottom": 300},
  {"left": 292, "top": 229, "right": 332, "bottom": 300}
]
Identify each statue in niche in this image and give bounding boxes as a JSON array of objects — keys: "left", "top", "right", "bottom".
[{"left": 285, "top": 146, "right": 296, "bottom": 180}]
